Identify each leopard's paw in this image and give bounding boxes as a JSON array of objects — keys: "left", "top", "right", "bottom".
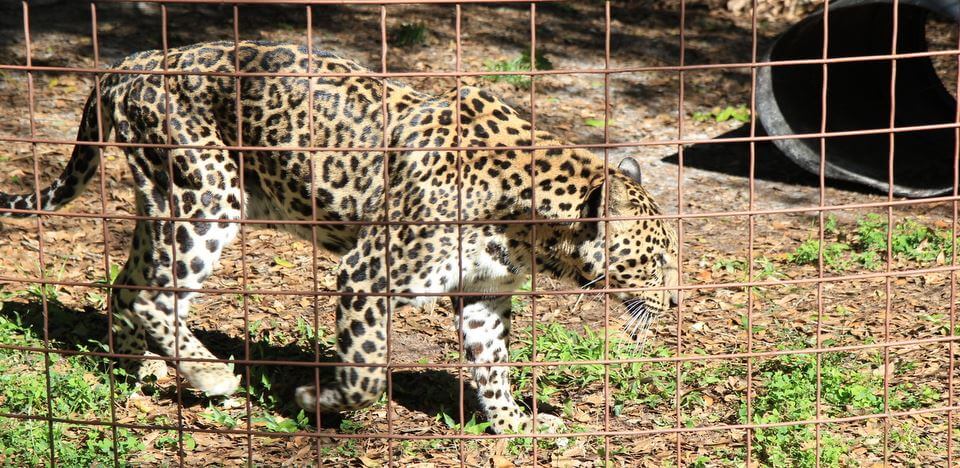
[{"left": 181, "top": 362, "right": 240, "bottom": 396}]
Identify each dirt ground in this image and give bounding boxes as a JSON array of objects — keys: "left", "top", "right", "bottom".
[{"left": 0, "top": 1, "right": 958, "bottom": 466}]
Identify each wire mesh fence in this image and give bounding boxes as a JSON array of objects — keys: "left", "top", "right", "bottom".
[{"left": 0, "top": 0, "right": 957, "bottom": 466}]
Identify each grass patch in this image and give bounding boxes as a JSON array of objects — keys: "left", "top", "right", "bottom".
[
  {"left": 746, "top": 349, "right": 940, "bottom": 467},
  {"left": 0, "top": 309, "right": 143, "bottom": 465},
  {"left": 788, "top": 214, "right": 955, "bottom": 272},
  {"left": 389, "top": 22, "right": 429, "bottom": 47},
  {"left": 510, "top": 323, "right": 741, "bottom": 417},
  {"left": 692, "top": 105, "right": 751, "bottom": 124},
  {"left": 483, "top": 51, "right": 553, "bottom": 89}
]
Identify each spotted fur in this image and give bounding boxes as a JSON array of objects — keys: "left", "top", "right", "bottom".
[{"left": 0, "top": 41, "right": 678, "bottom": 434}]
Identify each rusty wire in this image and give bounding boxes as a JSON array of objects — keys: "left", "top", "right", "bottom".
[{"left": 0, "top": 0, "right": 958, "bottom": 466}]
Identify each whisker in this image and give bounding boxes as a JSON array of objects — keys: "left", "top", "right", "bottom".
[
  {"left": 572, "top": 275, "right": 607, "bottom": 315},
  {"left": 629, "top": 307, "right": 660, "bottom": 356},
  {"left": 580, "top": 274, "right": 606, "bottom": 289},
  {"left": 620, "top": 302, "right": 644, "bottom": 333},
  {"left": 623, "top": 301, "right": 647, "bottom": 337}
]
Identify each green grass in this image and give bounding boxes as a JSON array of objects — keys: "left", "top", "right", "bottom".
[
  {"left": 788, "top": 214, "right": 955, "bottom": 272},
  {"left": 692, "top": 105, "right": 751, "bottom": 124},
  {"left": 510, "top": 323, "right": 739, "bottom": 417},
  {"left": 436, "top": 409, "right": 491, "bottom": 435},
  {"left": 746, "top": 349, "right": 940, "bottom": 467},
  {"left": 0, "top": 309, "right": 143, "bottom": 465},
  {"left": 483, "top": 51, "right": 553, "bottom": 89},
  {"left": 390, "top": 22, "right": 429, "bottom": 47},
  {"left": 510, "top": 322, "right": 942, "bottom": 466}
]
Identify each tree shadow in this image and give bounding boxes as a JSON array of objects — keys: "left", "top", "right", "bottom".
[{"left": 0, "top": 297, "right": 554, "bottom": 429}]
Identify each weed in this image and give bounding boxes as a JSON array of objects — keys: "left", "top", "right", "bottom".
[
  {"left": 789, "top": 214, "right": 956, "bottom": 271},
  {"left": 87, "top": 263, "right": 122, "bottom": 309},
  {"left": 155, "top": 432, "right": 196, "bottom": 452},
  {"left": 753, "top": 257, "right": 784, "bottom": 281},
  {"left": 692, "top": 105, "right": 751, "bottom": 124},
  {"left": 747, "top": 352, "right": 849, "bottom": 467},
  {"left": 0, "top": 311, "right": 143, "bottom": 465},
  {"left": 584, "top": 117, "right": 613, "bottom": 128},
  {"left": 510, "top": 323, "right": 675, "bottom": 412},
  {"left": 712, "top": 258, "right": 746, "bottom": 274},
  {"left": 390, "top": 22, "right": 428, "bottom": 47},
  {"left": 483, "top": 51, "right": 553, "bottom": 89},
  {"left": 787, "top": 240, "right": 850, "bottom": 270},
  {"left": 824, "top": 214, "right": 839, "bottom": 235},
  {"left": 200, "top": 405, "right": 239, "bottom": 429},
  {"left": 436, "top": 409, "right": 492, "bottom": 435},
  {"left": 339, "top": 418, "right": 364, "bottom": 434},
  {"left": 745, "top": 348, "right": 941, "bottom": 466},
  {"left": 890, "top": 422, "right": 930, "bottom": 458},
  {"left": 253, "top": 410, "right": 309, "bottom": 433}
]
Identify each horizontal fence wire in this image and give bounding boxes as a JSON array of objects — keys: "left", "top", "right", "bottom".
[{"left": 0, "top": 0, "right": 957, "bottom": 466}]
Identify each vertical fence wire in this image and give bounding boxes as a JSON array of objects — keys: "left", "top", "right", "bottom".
[
  {"left": 601, "top": 2, "right": 612, "bottom": 466},
  {"left": 302, "top": 5, "right": 327, "bottom": 465},
  {"left": 674, "top": 0, "right": 687, "bottom": 464},
  {"left": 20, "top": 1, "right": 57, "bottom": 465},
  {"left": 815, "top": 0, "right": 831, "bottom": 465},
  {"left": 883, "top": 1, "right": 901, "bottom": 464},
  {"left": 228, "top": 5, "right": 257, "bottom": 465},
  {"left": 745, "top": 0, "right": 759, "bottom": 464},
  {"left": 453, "top": 4, "right": 467, "bottom": 467},
  {"left": 377, "top": 6, "right": 396, "bottom": 466},
  {"left": 88, "top": 4, "right": 122, "bottom": 466},
  {"left": 527, "top": 4, "right": 541, "bottom": 465},
  {"left": 950, "top": 16, "right": 960, "bottom": 466}
]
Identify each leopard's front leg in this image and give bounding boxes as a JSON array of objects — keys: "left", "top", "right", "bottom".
[
  {"left": 456, "top": 296, "right": 565, "bottom": 434},
  {"left": 295, "top": 231, "right": 391, "bottom": 412}
]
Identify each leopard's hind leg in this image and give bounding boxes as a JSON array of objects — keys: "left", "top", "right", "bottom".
[
  {"left": 111, "top": 142, "right": 243, "bottom": 396},
  {"left": 294, "top": 225, "right": 394, "bottom": 412}
]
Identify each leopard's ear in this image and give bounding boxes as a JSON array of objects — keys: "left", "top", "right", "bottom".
[{"left": 618, "top": 157, "right": 642, "bottom": 185}]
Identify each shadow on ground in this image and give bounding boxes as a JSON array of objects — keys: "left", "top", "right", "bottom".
[
  {"left": 661, "top": 124, "right": 878, "bottom": 195},
  {"left": 0, "top": 298, "right": 509, "bottom": 428}
]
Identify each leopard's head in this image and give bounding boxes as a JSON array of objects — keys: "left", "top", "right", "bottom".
[{"left": 568, "top": 157, "right": 679, "bottom": 336}]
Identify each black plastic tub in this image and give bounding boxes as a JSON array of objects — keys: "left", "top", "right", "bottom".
[{"left": 756, "top": 0, "right": 959, "bottom": 197}]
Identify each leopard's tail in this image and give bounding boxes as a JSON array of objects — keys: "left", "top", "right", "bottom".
[{"left": 1, "top": 93, "right": 109, "bottom": 218}]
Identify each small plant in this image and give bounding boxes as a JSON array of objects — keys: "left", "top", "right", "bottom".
[
  {"left": 436, "top": 410, "right": 492, "bottom": 435},
  {"left": 745, "top": 348, "right": 941, "bottom": 467},
  {"left": 339, "top": 418, "right": 364, "bottom": 434},
  {"left": 712, "top": 258, "right": 746, "bottom": 274},
  {"left": 692, "top": 105, "right": 751, "bottom": 124},
  {"left": 483, "top": 51, "right": 553, "bottom": 89},
  {"left": 787, "top": 240, "right": 850, "bottom": 270},
  {"left": 390, "top": 22, "right": 429, "bottom": 47},
  {"left": 824, "top": 214, "right": 839, "bottom": 235},
  {"left": 788, "top": 214, "right": 956, "bottom": 271},
  {"left": 583, "top": 117, "right": 613, "bottom": 128},
  {"left": 753, "top": 257, "right": 785, "bottom": 281},
  {"left": 509, "top": 323, "right": 677, "bottom": 413},
  {"left": 155, "top": 432, "right": 196, "bottom": 452},
  {"left": 87, "top": 263, "right": 123, "bottom": 309},
  {"left": 0, "top": 312, "right": 143, "bottom": 464},
  {"left": 200, "top": 405, "right": 239, "bottom": 429},
  {"left": 254, "top": 410, "right": 309, "bottom": 433}
]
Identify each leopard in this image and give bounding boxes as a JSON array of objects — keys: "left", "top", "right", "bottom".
[{"left": 0, "top": 41, "right": 679, "bottom": 434}]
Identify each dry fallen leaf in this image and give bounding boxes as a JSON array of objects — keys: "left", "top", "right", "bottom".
[{"left": 490, "top": 455, "right": 514, "bottom": 468}]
